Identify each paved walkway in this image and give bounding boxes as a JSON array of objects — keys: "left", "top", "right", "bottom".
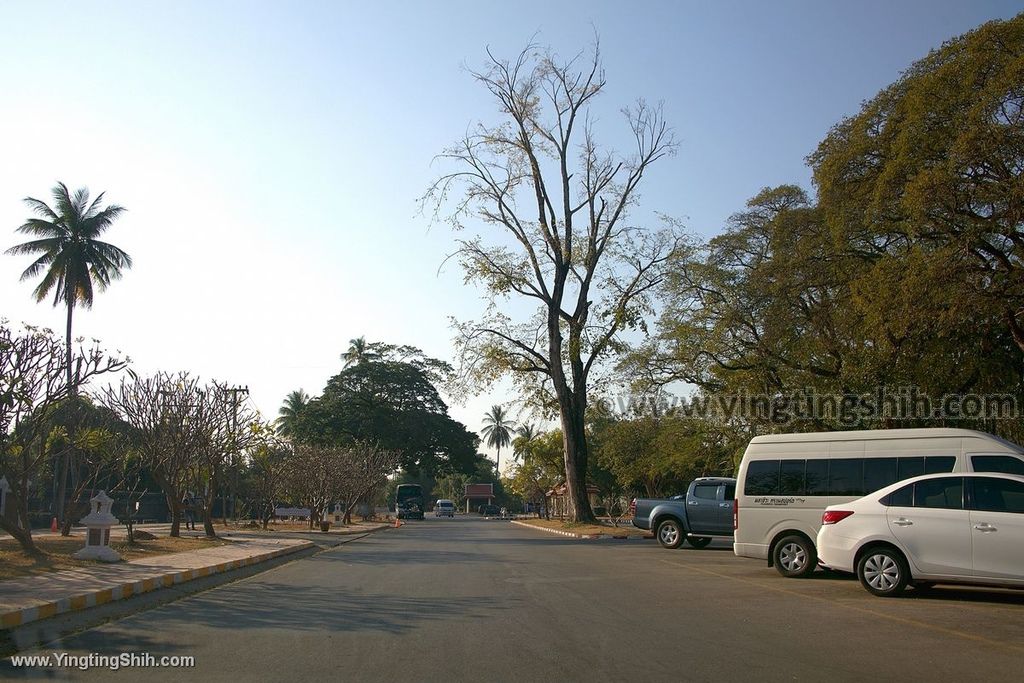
[{"left": 0, "top": 536, "right": 313, "bottom": 629}]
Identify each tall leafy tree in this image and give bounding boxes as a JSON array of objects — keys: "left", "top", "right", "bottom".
[
  {"left": 481, "top": 404, "right": 514, "bottom": 473},
  {"left": 275, "top": 389, "right": 309, "bottom": 436},
  {"left": 292, "top": 355, "right": 478, "bottom": 476},
  {"left": 810, "top": 15, "right": 1024, "bottom": 353}
]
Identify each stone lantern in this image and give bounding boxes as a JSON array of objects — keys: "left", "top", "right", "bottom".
[{"left": 73, "top": 490, "right": 122, "bottom": 562}]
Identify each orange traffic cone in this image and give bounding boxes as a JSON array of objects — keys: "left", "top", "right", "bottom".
[{"left": 50, "top": 517, "right": 58, "bottom": 533}]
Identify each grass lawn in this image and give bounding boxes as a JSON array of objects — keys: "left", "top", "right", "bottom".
[
  {"left": 516, "top": 517, "right": 651, "bottom": 538},
  {"left": 0, "top": 535, "right": 228, "bottom": 581}
]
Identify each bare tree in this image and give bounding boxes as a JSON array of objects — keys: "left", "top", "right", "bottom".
[
  {"left": 336, "top": 442, "right": 400, "bottom": 525},
  {"left": 425, "top": 43, "right": 683, "bottom": 521},
  {"left": 98, "top": 372, "right": 205, "bottom": 538},
  {"left": 190, "top": 383, "right": 259, "bottom": 538},
  {"left": 0, "top": 321, "right": 127, "bottom": 554}
]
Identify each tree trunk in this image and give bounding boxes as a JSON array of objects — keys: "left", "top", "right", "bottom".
[
  {"left": 558, "top": 390, "right": 596, "bottom": 523},
  {"left": 201, "top": 489, "right": 217, "bottom": 538},
  {"left": 167, "top": 493, "right": 181, "bottom": 537},
  {"left": 0, "top": 517, "right": 40, "bottom": 556},
  {"left": 56, "top": 301, "right": 74, "bottom": 528}
]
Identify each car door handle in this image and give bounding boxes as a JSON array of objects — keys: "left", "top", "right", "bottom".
[
  {"left": 974, "top": 524, "right": 998, "bottom": 532},
  {"left": 688, "top": 501, "right": 699, "bottom": 505},
  {"left": 892, "top": 518, "right": 914, "bottom": 526}
]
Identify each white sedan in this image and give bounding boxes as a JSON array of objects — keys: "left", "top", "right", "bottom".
[{"left": 817, "top": 472, "right": 1024, "bottom": 597}]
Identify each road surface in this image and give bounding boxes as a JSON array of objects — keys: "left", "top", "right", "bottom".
[{"left": 5, "top": 515, "right": 1024, "bottom": 681}]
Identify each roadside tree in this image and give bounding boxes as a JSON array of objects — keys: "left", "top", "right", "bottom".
[{"left": 426, "top": 43, "right": 683, "bottom": 521}]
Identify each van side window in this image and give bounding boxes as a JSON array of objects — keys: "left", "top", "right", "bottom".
[
  {"left": 780, "top": 460, "right": 805, "bottom": 495},
  {"left": 924, "top": 456, "right": 956, "bottom": 474},
  {"left": 863, "top": 457, "right": 898, "bottom": 493},
  {"left": 898, "top": 457, "right": 924, "bottom": 480},
  {"left": 914, "top": 477, "right": 963, "bottom": 509},
  {"left": 805, "top": 459, "right": 828, "bottom": 495},
  {"left": 971, "top": 455, "right": 1024, "bottom": 476},
  {"left": 829, "top": 459, "right": 865, "bottom": 497},
  {"left": 744, "top": 460, "right": 780, "bottom": 495},
  {"left": 970, "top": 477, "right": 1024, "bottom": 513}
]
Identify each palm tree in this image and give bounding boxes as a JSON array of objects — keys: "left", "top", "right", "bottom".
[
  {"left": 276, "top": 389, "right": 309, "bottom": 436},
  {"left": 481, "top": 404, "right": 515, "bottom": 474},
  {"left": 7, "top": 183, "right": 130, "bottom": 528},
  {"left": 5, "top": 182, "right": 131, "bottom": 392},
  {"left": 513, "top": 422, "right": 540, "bottom": 462},
  {"left": 341, "top": 336, "right": 379, "bottom": 368}
]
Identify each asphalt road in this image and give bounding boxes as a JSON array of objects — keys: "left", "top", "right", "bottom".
[{"left": 5, "top": 516, "right": 1024, "bottom": 681}]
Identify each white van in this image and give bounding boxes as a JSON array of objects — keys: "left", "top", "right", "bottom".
[
  {"left": 733, "top": 428, "right": 1024, "bottom": 577},
  {"left": 434, "top": 499, "right": 455, "bottom": 517}
]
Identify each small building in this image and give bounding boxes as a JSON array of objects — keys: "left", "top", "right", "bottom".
[
  {"left": 545, "top": 481, "right": 601, "bottom": 519},
  {"left": 464, "top": 483, "right": 495, "bottom": 513}
]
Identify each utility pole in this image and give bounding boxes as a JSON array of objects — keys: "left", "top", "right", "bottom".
[{"left": 223, "top": 385, "right": 249, "bottom": 522}]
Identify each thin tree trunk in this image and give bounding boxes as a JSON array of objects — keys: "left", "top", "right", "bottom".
[
  {"left": 167, "top": 493, "right": 181, "bottom": 537},
  {"left": 56, "top": 301, "right": 74, "bottom": 527}
]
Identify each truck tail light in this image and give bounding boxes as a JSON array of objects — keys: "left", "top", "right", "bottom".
[
  {"left": 822, "top": 510, "right": 854, "bottom": 525},
  {"left": 733, "top": 498, "right": 738, "bottom": 530},
  {"left": 629, "top": 498, "right": 636, "bottom": 517}
]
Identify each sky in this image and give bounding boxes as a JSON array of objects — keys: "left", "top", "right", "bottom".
[{"left": 1, "top": 1, "right": 1021, "bottom": 469}]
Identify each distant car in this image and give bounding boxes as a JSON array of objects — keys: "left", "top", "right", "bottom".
[
  {"left": 435, "top": 499, "right": 455, "bottom": 517},
  {"left": 479, "top": 504, "right": 501, "bottom": 516},
  {"left": 817, "top": 472, "right": 1024, "bottom": 597}
]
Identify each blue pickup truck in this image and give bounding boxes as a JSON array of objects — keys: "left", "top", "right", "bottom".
[{"left": 631, "top": 477, "right": 737, "bottom": 549}]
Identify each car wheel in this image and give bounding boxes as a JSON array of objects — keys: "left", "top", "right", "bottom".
[
  {"left": 773, "top": 535, "right": 817, "bottom": 578},
  {"left": 687, "top": 536, "right": 712, "bottom": 549},
  {"left": 656, "top": 519, "right": 685, "bottom": 549},
  {"left": 857, "top": 547, "right": 910, "bottom": 597}
]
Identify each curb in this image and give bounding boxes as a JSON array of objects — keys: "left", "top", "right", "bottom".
[
  {"left": 0, "top": 541, "right": 313, "bottom": 630},
  {"left": 509, "top": 520, "right": 649, "bottom": 541}
]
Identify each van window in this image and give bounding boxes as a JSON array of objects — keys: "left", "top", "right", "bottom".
[
  {"left": 924, "top": 456, "right": 956, "bottom": 474},
  {"left": 805, "top": 459, "right": 828, "bottom": 495},
  {"left": 863, "top": 457, "right": 898, "bottom": 492},
  {"left": 744, "top": 460, "right": 780, "bottom": 495},
  {"left": 829, "top": 459, "right": 865, "bottom": 497},
  {"left": 780, "top": 460, "right": 805, "bottom": 495},
  {"left": 971, "top": 455, "right": 1024, "bottom": 476},
  {"left": 914, "top": 477, "right": 963, "bottom": 509},
  {"left": 970, "top": 477, "right": 1024, "bottom": 514},
  {"left": 898, "top": 457, "right": 924, "bottom": 480}
]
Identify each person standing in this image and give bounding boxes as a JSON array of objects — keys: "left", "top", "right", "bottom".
[{"left": 183, "top": 492, "right": 196, "bottom": 531}]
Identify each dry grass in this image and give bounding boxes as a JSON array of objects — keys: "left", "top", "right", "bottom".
[
  {"left": 242, "top": 520, "right": 387, "bottom": 534},
  {"left": 516, "top": 518, "right": 651, "bottom": 538},
  {"left": 0, "top": 535, "right": 227, "bottom": 581}
]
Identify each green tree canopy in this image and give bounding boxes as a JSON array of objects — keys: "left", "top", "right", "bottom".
[{"left": 292, "top": 358, "right": 477, "bottom": 476}]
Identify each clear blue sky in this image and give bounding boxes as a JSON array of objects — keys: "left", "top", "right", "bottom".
[{"left": 1, "top": 1, "right": 1020, "bottom": 466}]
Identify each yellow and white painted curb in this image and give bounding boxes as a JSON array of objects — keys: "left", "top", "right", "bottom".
[{"left": 1, "top": 542, "right": 313, "bottom": 630}]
